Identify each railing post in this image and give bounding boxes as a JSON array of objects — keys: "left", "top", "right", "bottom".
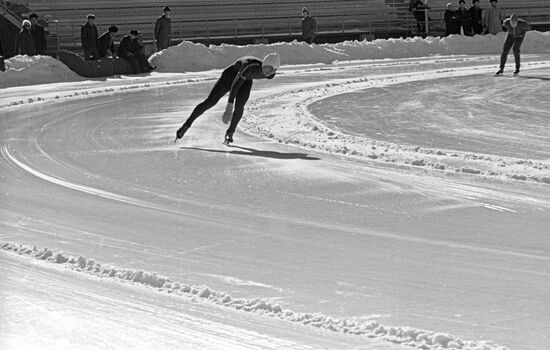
[
  {"left": 424, "top": 8, "right": 429, "bottom": 34},
  {"left": 55, "top": 20, "right": 60, "bottom": 50},
  {"left": 72, "top": 22, "right": 76, "bottom": 49},
  {"left": 288, "top": 16, "right": 291, "bottom": 36},
  {"left": 261, "top": 17, "right": 265, "bottom": 39}
]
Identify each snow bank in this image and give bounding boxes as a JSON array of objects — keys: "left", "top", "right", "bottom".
[
  {"left": 2, "top": 32, "right": 549, "bottom": 88},
  {"left": 0, "top": 55, "right": 82, "bottom": 89},
  {"left": 1, "top": 241, "right": 509, "bottom": 350},
  {"left": 150, "top": 31, "right": 550, "bottom": 72}
]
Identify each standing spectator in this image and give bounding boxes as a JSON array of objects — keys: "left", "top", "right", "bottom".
[
  {"left": 495, "top": 14, "right": 530, "bottom": 76},
  {"left": 301, "top": 7, "right": 317, "bottom": 44},
  {"left": 408, "top": 0, "right": 430, "bottom": 34},
  {"left": 456, "top": 0, "right": 472, "bottom": 36},
  {"left": 98, "top": 25, "right": 118, "bottom": 58},
  {"left": 484, "top": 0, "right": 502, "bottom": 35},
  {"left": 29, "top": 13, "right": 47, "bottom": 54},
  {"left": 15, "top": 20, "right": 37, "bottom": 56},
  {"left": 444, "top": 3, "right": 460, "bottom": 36},
  {"left": 81, "top": 14, "right": 99, "bottom": 60},
  {"left": 154, "top": 6, "right": 172, "bottom": 51},
  {"left": 117, "top": 29, "right": 141, "bottom": 74},
  {"left": 469, "top": 0, "right": 483, "bottom": 35}
]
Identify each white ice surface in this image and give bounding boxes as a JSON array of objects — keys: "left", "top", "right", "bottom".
[{"left": 1, "top": 55, "right": 549, "bottom": 350}]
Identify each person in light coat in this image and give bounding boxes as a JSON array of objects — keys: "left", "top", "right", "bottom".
[{"left": 484, "top": 0, "right": 503, "bottom": 35}]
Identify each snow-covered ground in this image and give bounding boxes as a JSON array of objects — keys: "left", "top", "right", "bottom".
[{"left": 1, "top": 35, "right": 550, "bottom": 350}]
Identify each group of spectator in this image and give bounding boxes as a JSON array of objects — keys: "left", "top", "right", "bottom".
[
  {"left": 79, "top": 6, "right": 173, "bottom": 74},
  {"left": 14, "top": 13, "right": 48, "bottom": 56},
  {"left": 444, "top": 0, "right": 503, "bottom": 36},
  {"left": 409, "top": 0, "right": 504, "bottom": 36}
]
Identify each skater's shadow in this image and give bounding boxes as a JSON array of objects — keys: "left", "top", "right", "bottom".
[
  {"left": 180, "top": 145, "right": 320, "bottom": 161},
  {"left": 519, "top": 76, "right": 550, "bottom": 81}
]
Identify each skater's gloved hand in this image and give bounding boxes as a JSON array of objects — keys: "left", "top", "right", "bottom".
[{"left": 222, "top": 102, "right": 234, "bottom": 124}]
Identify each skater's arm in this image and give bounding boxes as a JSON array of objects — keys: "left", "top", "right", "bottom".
[{"left": 228, "top": 62, "right": 260, "bottom": 103}]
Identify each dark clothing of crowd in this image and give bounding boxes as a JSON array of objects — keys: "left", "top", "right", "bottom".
[
  {"left": 31, "top": 23, "right": 47, "bottom": 54},
  {"left": 117, "top": 34, "right": 154, "bottom": 74},
  {"left": 444, "top": 10, "right": 460, "bottom": 36},
  {"left": 456, "top": 7, "right": 472, "bottom": 36},
  {"left": 154, "top": 15, "right": 171, "bottom": 50},
  {"left": 81, "top": 22, "right": 100, "bottom": 60},
  {"left": 302, "top": 16, "right": 317, "bottom": 44},
  {"left": 469, "top": 6, "right": 484, "bottom": 35},
  {"left": 98, "top": 31, "right": 116, "bottom": 58},
  {"left": 15, "top": 28, "right": 37, "bottom": 56}
]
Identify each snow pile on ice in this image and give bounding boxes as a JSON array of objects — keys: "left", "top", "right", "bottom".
[
  {"left": 0, "top": 55, "right": 82, "bottom": 89},
  {"left": 150, "top": 31, "right": 550, "bottom": 72},
  {"left": 1, "top": 241, "right": 509, "bottom": 350},
  {"left": 243, "top": 70, "right": 550, "bottom": 185}
]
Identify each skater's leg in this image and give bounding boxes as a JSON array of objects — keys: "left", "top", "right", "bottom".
[
  {"left": 499, "top": 35, "right": 515, "bottom": 70},
  {"left": 183, "top": 69, "right": 233, "bottom": 127},
  {"left": 226, "top": 80, "right": 253, "bottom": 138},
  {"left": 512, "top": 37, "right": 524, "bottom": 73}
]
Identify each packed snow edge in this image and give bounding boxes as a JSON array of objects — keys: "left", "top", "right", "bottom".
[{"left": 1, "top": 241, "right": 509, "bottom": 350}]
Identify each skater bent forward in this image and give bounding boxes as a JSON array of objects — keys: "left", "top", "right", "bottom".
[
  {"left": 175, "top": 53, "right": 281, "bottom": 144},
  {"left": 495, "top": 14, "right": 530, "bottom": 76}
]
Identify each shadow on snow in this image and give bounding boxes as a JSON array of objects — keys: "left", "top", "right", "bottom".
[{"left": 179, "top": 145, "right": 321, "bottom": 161}]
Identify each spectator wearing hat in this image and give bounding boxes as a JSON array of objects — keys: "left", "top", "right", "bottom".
[
  {"left": 117, "top": 29, "right": 141, "bottom": 74},
  {"left": 81, "top": 14, "right": 99, "bottom": 60},
  {"left": 483, "top": 0, "right": 502, "bottom": 35},
  {"left": 154, "top": 6, "right": 172, "bottom": 51},
  {"left": 469, "top": 0, "right": 483, "bottom": 35},
  {"left": 29, "top": 13, "right": 47, "bottom": 54},
  {"left": 98, "top": 25, "right": 118, "bottom": 58},
  {"left": 495, "top": 14, "right": 530, "bottom": 76},
  {"left": 456, "top": 0, "right": 472, "bottom": 35},
  {"left": 444, "top": 3, "right": 460, "bottom": 36},
  {"left": 15, "top": 20, "right": 37, "bottom": 56},
  {"left": 301, "top": 7, "right": 317, "bottom": 44}
]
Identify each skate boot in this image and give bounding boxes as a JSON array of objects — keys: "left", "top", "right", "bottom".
[
  {"left": 223, "top": 131, "right": 234, "bottom": 145},
  {"left": 175, "top": 124, "right": 190, "bottom": 142},
  {"left": 494, "top": 69, "right": 504, "bottom": 76},
  {"left": 513, "top": 70, "right": 520, "bottom": 77}
]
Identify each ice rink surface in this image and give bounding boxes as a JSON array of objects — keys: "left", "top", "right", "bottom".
[{"left": 1, "top": 54, "right": 549, "bottom": 350}]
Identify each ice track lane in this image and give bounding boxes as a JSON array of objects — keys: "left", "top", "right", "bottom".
[{"left": 1, "top": 56, "right": 550, "bottom": 350}]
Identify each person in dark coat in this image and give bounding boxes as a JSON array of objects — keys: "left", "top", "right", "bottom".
[
  {"left": 15, "top": 20, "right": 37, "bottom": 56},
  {"left": 301, "top": 7, "right": 317, "bottom": 44},
  {"left": 98, "top": 25, "right": 118, "bottom": 58},
  {"left": 444, "top": 3, "right": 460, "bottom": 36},
  {"left": 81, "top": 14, "right": 99, "bottom": 60},
  {"left": 456, "top": 0, "right": 472, "bottom": 35},
  {"left": 495, "top": 14, "right": 530, "bottom": 76},
  {"left": 117, "top": 29, "right": 141, "bottom": 74},
  {"left": 154, "top": 6, "right": 171, "bottom": 51},
  {"left": 29, "top": 13, "right": 47, "bottom": 54},
  {"left": 469, "top": 0, "right": 483, "bottom": 35},
  {"left": 136, "top": 31, "right": 155, "bottom": 73},
  {"left": 175, "top": 53, "right": 281, "bottom": 145},
  {"left": 409, "top": 0, "right": 430, "bottom": 34}
]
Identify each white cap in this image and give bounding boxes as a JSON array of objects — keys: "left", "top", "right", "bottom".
[
  {"left": 263, "top": 53, "right": 280, "bottom": 70},
  {"left": 22, "top": 19, "right": 31, "bottom": 27}
]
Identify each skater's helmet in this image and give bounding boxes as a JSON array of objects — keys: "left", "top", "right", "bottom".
[{"left": 263, "top": 53, "right": 281, "bottom": 71}]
